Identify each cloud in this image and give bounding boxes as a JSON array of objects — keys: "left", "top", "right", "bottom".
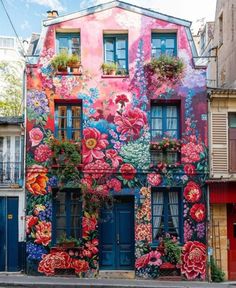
[
  {"left": 79, "top": 0, "right": 111, "bottom": 10},
  {"left": 27, "top": 0, "right": 66, "bottom": 12},
  {"left": 20, "top": 20, "right": 30, "bottom": 30}
]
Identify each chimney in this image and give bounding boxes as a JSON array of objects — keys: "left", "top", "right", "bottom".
[{"left": 47, "top": 10, "right": 58, "bottom": 19}]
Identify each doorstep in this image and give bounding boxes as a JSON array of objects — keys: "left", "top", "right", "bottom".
[{"left": 98, "top": 270, "right": 135, "bottom": 279}]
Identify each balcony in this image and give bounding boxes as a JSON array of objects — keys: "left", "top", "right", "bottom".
[{"left": 0, "top": 161, "right": 23, "bottom": 188}]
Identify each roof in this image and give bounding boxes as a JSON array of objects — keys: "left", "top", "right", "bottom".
[
  {"left": 43, "top": 0, "right": 192, "bottom": 27},
  {"left": 0, "top": 117, "right": 24, "bottom": 125},
  {"left": 208, "top": 87, "right": 236, "bottom": 96}
]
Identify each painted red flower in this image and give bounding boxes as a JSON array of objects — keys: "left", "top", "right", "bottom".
[
  {"left": 26, "top": 215, "right": 38, "bottom": 234},
  {"left": 190, "top": 204, "right": 205, "bottom": 222},
  {"left": 114, "top": 108, "right": 147, "bottom": 139},
  {"left": 184, "top": 181, "right": 202, "bottom": 203},
  {"left": 181, "top": 241, "right": 206, "bottom": 280},
  {"left": 82, "top": 127, "right": 109, "bottom": 164},
  {"left": 71, "top": 259, "right": 89, "bottom": 274},
  {"left": 135, "top": 253, "right": 150, "bottom": 269},
  {"left": 120, "top": 163, "right": 136, "bottom": 180},
  {"left": 115, "top": 94, "right": 129, "bottom": 107},
  {"left": 107, "top": 178, "right": 122, "bottom": 192},
  {"left": 34, "top": 221, "right": 51, "bottom": 246},
  {"left": 148, "top": 250, "right": 162, "bottom": 266},
  {"left": 29, "top": 127, "right": 43, "bottom": 147},
  {"left": 38, "top": 252, "right": 72, "bottom": 276},
  {"left": 181, "top": 142, "right": 204, "bottom": 163},
  {"left": 82, "top": 213, "right": 97, "bottom": 237},
  {"left": 84, "top": 160, "right": 111, "bottom": 179},
  {"left": 34, "top": 144, "right": 52, "bottom": 162},
  {"left": 147, "top": 173, "right": 162, "bottom": 186},
  {"left": 106, "top": 149, "right": 123, "bottom": 168},
  {"left": 85, "top": 239, "right": 99, "bottom": 255},
  {"left": 184, "top": 164, "right": 196, "bottom": 175}
]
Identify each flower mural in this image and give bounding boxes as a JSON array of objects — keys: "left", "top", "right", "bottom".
[{"left": 25, "top": 4, "right": 208, "bottom": 281}]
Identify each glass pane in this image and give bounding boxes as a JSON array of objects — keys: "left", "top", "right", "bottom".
[
  {"left": 71, "top": 37, "right": 80, "bottom": 55},
  {"left": 58, "top": 106, "right": 67, "bottom": 117},
  {"left": 152, "top": 130, "right": 162, "bottom": 141},
  {"left": 151, "top": 151, "right": 163, "bottom": 164},
  {"left": 167, "top": 118, "right": 177, "bottom": 130},
  {"left": 105, "top": 39, "right": 115, "bottom": 51},
  {"left": 70, "top": 191, "right": 82, "bottom": 238},
  {"left": 152, "top": 38, "right": 161, "bottom": 48},
  {"left": 166, "top": 152, "right": 178, "bottom": 164},
  {"left": 167, "top": 106, "right": 177, "bottom": 117},
  {"left": 59, "top": 37, "right": 69, "bottom": 53},
  {"left": 229, "top": 113, "right": 236, "bottom": 128},
  {"left": 116, "top": 49, "right": 126, "bottom": 59},
  {"left": 72, "top": 130, "right": 81, "bottom": 141},
  {"left": 117, "top": 39, "right": 126, "bottom": 49},
  {"left": 106, "top": 51, "right": 115, "bottom": 62},
  {"left": 151, "top": 106, "right": 162, "bottom": 117},
  {"left": 72, "top": 106, "right": 81, "bottom": 117},
  {"left": 117, "top": 59, "right": 126, "bottom": 69},
  {"left": 58, "top": 130, "right": 67, "bottom": 140},
  {"left": 166, "top": 49, "right": 175, "bottom": 56},
  {"left": 166, "top": 39, "right": 175, "bottom": 48},
  {"left": 152, "top": 119, "right": 162, "bottom": 130}
]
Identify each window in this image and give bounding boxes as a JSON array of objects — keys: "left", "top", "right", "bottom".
[
  {"left": 152, "top": 33, "right": 177, "bottom": 58},
  {"left": 55, "top": 103, "right": 82, "bottom": 141},
  {"left": 219, "top": 13, "right": 223, "bottom": 46},
  {"left": 229, "top": 113, "right": 236, "bottom": 172},
  {"left": 152, "top": 188, "right": 183, "bottom": 242},
  {"left": 56, "top": 33, "right": 80, "bottom": 56},
  {"left": 52, "top": 189, "right": 82, "bottom": 243},
  {"left": 150, "top": 104, "right": 180, "bottom": 165},
  {"left": 104, "top": 34, "right": 128, "bottom": 74}
]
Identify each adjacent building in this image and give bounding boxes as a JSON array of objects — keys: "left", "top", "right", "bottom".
[
  {"left": 206, "top": 0, "right": 236, "bottom": 280},
  {"left": 26, "top": 1, "right": 208, "bottom": 280}
]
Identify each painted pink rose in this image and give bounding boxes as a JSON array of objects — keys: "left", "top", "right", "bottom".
[
  {"left": 181, "top": 142, "right": 204, "bottom": 163},
  {"left": 82, "top": 127, "right": 109, "bottom": 164},
  {"left": 106, "top": 149, "right": 123, "bottom": 168},
  {"left": 84, "top": 160, "right": 111, "bottom": 179},
  {"left": 34, "top": 144, "right": 52, "bottom": 162},
  {"left": 148, "top": 250, "right": 162, "bottom": 266},
  {"left": 184, "top": 164, "right": 196, "bottom": 175},
  {"left": 114, "top": 108, "right": 147, "bottom": 139},
  {"left": 147, "top": 173, "right": 162, "bottom": 186},
  {"left": 29, "top": 128, "right": 43, "bottom": 147},
  {"left": 107, "top": 178, "right": 122, "bottom": 192},
  {"left": 181, "top": 241, "right": 206, "bottom": 280},
  {"left": 120, "top": 163, "right": 136, "bottom": 180}
]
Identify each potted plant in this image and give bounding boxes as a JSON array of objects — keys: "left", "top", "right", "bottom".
[
  {"left": 51, "top": 52, "right": 69, "bottom": 72},
  {"left": 101, "top": 62, "right": 117, "bottom": 75},
  {"left": 67, "top": 54, "right": 82, "bottom": 74},
  {"left": 145, "top": 55, "right": 184, "bottom": 82},
  {"left": 57, "top": 233, "right": 82, "bottom": 248},
  {"left": 48, "top": 138, "right": 82, "bottom": 188}
]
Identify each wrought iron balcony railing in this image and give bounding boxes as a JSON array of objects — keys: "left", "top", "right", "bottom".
[{"left": 0, "top": 161, "right": 23, "bottom": 187}]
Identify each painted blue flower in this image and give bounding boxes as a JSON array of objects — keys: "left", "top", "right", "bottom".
[
  {"left": 26, "top": 242, "right": 47, "bottom": 261},
  {"left": 27, "top": 90, "right": 49, "bottom": 115}
]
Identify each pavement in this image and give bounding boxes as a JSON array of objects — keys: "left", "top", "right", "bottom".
[{"left": 0, "top": 274, "right": 236, "bottom": 288}]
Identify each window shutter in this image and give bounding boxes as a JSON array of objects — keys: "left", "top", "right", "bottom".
[
  {"left": 229, "top": 128, "right": 236, "bottom": 172},
  {"left": 211, "top": 113, "right": 228, "bottom": 176}
]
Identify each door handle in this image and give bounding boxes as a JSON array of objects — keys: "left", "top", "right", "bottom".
[{"left": 117, "top": 233, "right": 120, "bottom": 245}]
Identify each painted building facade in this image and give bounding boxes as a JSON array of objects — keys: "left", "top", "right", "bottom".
[{"left": 25, "top": 1, "right": 208, "bottom": 280}]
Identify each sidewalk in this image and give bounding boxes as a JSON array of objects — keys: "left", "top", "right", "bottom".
[{"left": 0, "top": 274, "right": 235, "bottom": 288}]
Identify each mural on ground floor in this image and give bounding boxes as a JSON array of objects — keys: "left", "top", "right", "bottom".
[{"left": 25, "top": 38, "right": 207, "bottom": 279}]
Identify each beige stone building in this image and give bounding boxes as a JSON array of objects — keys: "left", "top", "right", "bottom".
[{"left": 207, "top": 0, "right": 236, "bottom": 281}]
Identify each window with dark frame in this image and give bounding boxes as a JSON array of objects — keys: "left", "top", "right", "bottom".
[
  {"left": 56, "top": 33, "right": 80, "bottom": 56},
  {"left": 229, "top": 112, "right": 236, "bottom": 172},
  {"left": 150, "top": 104, "right": 180, "bottom": 166},
  {"left": 151, "top": 33, "right": 177, "bottom": 58},
  {"left": 52, "top": 189, "right": 82, "bottom": 244},
  {"left": 103, "top": 34, "right": 128, "bottom": 74},
  {"left": 152, "top": 188, "right": 183, "bottom": 243},
  {"left": 55, "top": 103, "right": 82, "bottom": 141}
]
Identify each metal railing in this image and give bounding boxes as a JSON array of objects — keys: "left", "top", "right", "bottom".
[{"left": 0, "top": 161, "right": 23, "bottom": 186}]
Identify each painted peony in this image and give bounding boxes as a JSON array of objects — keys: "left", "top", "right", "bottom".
[
  {"left": 26, "top": 215, "right": 38, "bottom": 234},
  {"left": 84, "top": 160, "right": 111, "bottom": 179},
  {"left": 120, "top": 163, "right": 137, "bottom": 180},
  {"left": 107, "top": 178, "right": 122, "bottom": 192},
  {"left": 71, "top": 259, "right": 89, "bottom": 274},
  {"left": 181, "top": 241, "right": 206, "bottom": 280},
  {"left": 34, "top": 221, "right": 51, "bottom": 246},
  {"left": 147, "top": 173, "right": 162, "bottom": 186},
  {"left": 190, "top": 203, "right": 205, "bottom": 222},
  {"left": 106, "top": 149, "right": 123, "bottom": 168},
  {"left": 38, "top": 252, "right": 71, "bottom": 276},
  {"left": 184, "top": 164, "right": 196, "bottom": 175},
  {"left": 34, "top": 144, "right": 52, "bottom": 162},
  {"left": 135, "top": 253, "right": 150, "bottom": 269},
  {"left": 184, "top": 181, "right": 202, "bottom": 203},
  {"left": 29, "top": 127, "right": 43, "bottom": 147},
  {"left": 82, "top": 213, "right": 97, "bottom": 237},
  {"left": 26, "top": 165, "right": 48, "bottom": 196},
  {"left": 82, "top": 127, "right": 109, "bottom": 164},
  {"left": 114, "top": 107, "right": 147, "bottom": 139}
]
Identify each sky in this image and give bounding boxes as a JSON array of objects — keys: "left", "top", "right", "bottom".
[{"left": 0, "top": 0, "right": 217, "bottom": 40}]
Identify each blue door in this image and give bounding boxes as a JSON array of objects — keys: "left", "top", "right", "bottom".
[
  {"left": 0, "top": 197, "right": 19, "bottom": 271},
  {"left": 99, "top": 197, "right": 134, "bottom": 270}
]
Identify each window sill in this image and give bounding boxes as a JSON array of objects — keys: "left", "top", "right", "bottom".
[
  {"left": 101, "top": 75, "right": 129, "bottom": 79},
  {"left": 55, "top": 72, "right": 83, "bottom": 76}
]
